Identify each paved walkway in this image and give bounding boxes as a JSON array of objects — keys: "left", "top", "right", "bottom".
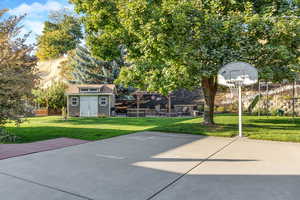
[
  {"left": 0, "top": 132, "right": 299, "bottom": 200},
  {"left": 0, "top": 138, "right": 88, "bottom": 160}
]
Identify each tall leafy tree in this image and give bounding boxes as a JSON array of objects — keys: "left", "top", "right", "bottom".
[
  {"left": 36, "top": 10, "right": 83, "bottom": 60},
  {"left": 0, "top": 9, "right": 37, "bottom": 126},
  {"left": 60, "top": 45, "right": 123, "bottom": 84},
  {"left": 71, "top": 0, "right": 299, "bottom": 125}
]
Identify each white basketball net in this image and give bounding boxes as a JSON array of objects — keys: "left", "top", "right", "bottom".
[
  {"left": 228, "top": 85, "right": 239, "bottom": 102},
  {"left": 226, "top": 79, "right": 244, "bottom": 103}
]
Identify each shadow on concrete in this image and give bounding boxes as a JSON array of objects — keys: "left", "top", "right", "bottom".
[
  {"left": 1, "top": 132, "right": 297, "bottom": 200},
  {"left": 146, "top": 158, "right": 259, "bottom": 162}
]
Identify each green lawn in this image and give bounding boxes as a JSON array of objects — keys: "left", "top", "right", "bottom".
[{"left": 4, "top": 114, "right": 300, "bottom": 143}]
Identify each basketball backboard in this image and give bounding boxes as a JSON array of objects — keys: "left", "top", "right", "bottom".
[{"left": 218, "top": 62, "right": 258, "bottom": 87}]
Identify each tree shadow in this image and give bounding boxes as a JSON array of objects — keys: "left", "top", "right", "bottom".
[
  {"left": 150, "top": 121, "right": 238, "bottom": 137},
  {"left": 249, "top": 118, "right": 300, "bottom": 126},
  {"left": 147, "top": 158, "right": 259, "bottom": 162},
  {"left": 47, "top": 117, "right": 190, "bottom": 126},
  {"left": 8, "top": 114, "right": 300, "bottom": 143},
  {"left": 6, "top": 126, "right": 136, "bottom": 143},
  {"left": 8, "top": 117, "right": 242, "bottom": 143}
]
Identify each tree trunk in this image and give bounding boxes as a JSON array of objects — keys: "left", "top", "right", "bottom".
[{"left": 201, "top": 76, "right": 218, "bottom": 126}]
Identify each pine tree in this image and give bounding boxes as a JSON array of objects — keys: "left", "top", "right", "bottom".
[{"left": 61, "top": 45, "right": 124, "bottom": 84}]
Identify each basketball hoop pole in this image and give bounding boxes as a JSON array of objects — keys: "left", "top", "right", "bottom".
[
  {"left": 238, "top": 84, "right": 242, "bottom": 137},
  {"left": 218, "top": 62, "right": 258, "bottom": 138}
]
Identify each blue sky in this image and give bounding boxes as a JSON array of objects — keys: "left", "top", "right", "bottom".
[{"left": 1, "top": 0, "right": 73, "bottom": 44}]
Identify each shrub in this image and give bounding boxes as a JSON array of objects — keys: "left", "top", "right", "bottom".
[
  {"left": 216, "top": 106, "right": 226, "bottom": 113},
  {"left": 33, "top": 81, "right": 67, "bottom": 110},
  {"left": 0, "top": 128, "right": 18, "bottom": 143}
]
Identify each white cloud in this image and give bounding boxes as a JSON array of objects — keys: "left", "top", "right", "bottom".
[
  {"left": 25, "top": 21, "right": 45, "bottom": 35},
  {"left": 9, "top": 0, "right": 64, "bottom": 16}
]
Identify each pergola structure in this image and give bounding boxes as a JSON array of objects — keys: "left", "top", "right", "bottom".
[{"left": 132, "top": 90, "right": 148, "bottom": 117}]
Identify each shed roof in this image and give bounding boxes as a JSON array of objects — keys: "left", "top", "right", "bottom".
[{"left": 66, "top": 84, "right": 117, "bottom": 95}]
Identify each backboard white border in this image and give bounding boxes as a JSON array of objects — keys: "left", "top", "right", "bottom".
[{"left": 218, "top": 62, "right": 258, "bottom": 87}]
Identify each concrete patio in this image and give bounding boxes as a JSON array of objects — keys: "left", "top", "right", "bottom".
[{"left": 0, "top": 131, "right": 299, "bottom": 200}]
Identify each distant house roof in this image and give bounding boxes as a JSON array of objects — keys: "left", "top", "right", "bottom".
[{"left": 66, "top": 84, "right": 117, "bottom": 95}]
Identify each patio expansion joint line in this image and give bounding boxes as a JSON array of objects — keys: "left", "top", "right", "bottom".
[
  {"left": 145, "top": 137, "right": 239, "bottom": 200},
  {"left": 0, "top": 171, "right": 95, "bottom": 200}
]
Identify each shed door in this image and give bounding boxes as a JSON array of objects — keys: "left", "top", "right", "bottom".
[{"left": 80, "top": 96, "right": 98, "bottom": 117}]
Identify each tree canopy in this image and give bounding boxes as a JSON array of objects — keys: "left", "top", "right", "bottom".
[
  {"left": 36, "top": 10, "right": 83, "bottom": 60},
  {"left": 71, "top": 0, "right": 299, "bottom": 125}
]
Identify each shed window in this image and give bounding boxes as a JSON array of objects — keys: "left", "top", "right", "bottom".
[
  {"left": 71, "top": 97, "right": 78, "bottom": 106},
  {"left": 80, "top": 88, "right": 98, "bottom": 93},
  {"left": 99, "top": 96, "right": 108, "bottom": 106},
  {"left": 80, "top": 88, "right": 88, "bottom": 92},
  {"left": 89, "top": 88, "right": 98, "bottom": 92}
]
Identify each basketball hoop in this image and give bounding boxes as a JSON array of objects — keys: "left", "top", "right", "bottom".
[
  {"left": 227, "top": 77, "right": 248, "bottom": 102},
  {"left": 227, "top": 84, "right": 239, "bottom": 103},
  {"left": 218, "top": 62, "right": 258, "bottom": 137}
]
